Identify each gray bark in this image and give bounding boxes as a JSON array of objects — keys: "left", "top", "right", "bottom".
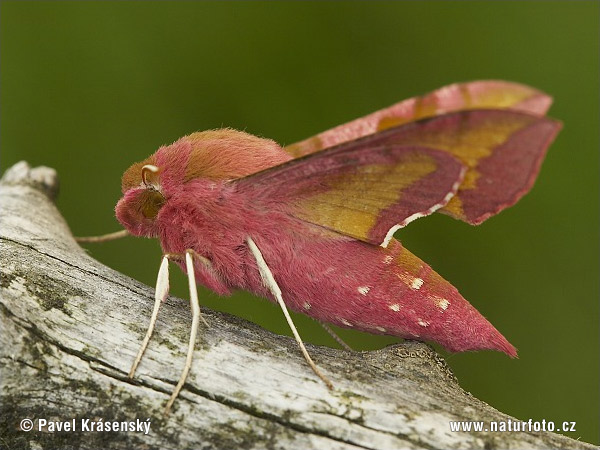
[{"left": 0, "top": 161, "right": 595, "bottom": 450}]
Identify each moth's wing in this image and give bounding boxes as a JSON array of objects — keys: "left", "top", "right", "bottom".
[
  {"left": 378, "top": 109, "right": 561, "bottom": 224},
  {"left": 235, "top": 141, "right": 466, "bottom": 247},
  {"left": 237, "top": 109, "right": 560, "bottom": 242},
  {"left": 285, "top": 80, "right": 553, "bottom": 158}
]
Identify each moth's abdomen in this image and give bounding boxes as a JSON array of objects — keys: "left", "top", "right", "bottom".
[{"left": 260, "top": 235, "right": 516, "bottom": 357}]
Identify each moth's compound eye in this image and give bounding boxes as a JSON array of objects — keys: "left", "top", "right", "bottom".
[
  {"left": 141, "top": 164, "right": 160, "bottom": 187},
  {"left": 141, "top": 189, "right": 165, "bottom": 219}
]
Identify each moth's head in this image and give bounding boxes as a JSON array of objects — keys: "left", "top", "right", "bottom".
[
  {"left": 115, "top": 128, "right": 291, "bottom": 237},
  {"left": 116, "top": 162, "right": 165, "bottom": 237}
]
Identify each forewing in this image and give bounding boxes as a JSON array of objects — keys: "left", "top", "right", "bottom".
[
  {"left": 284, "top": 80, "right": 553, "bottom": 158},
  {"left": 378, "top": 110, "right": 561, "bottom": 224},
  {"left": 235, "top": 141, "right": 466, "bottom": 246}
]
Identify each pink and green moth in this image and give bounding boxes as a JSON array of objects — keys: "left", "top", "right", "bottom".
[{"left": 80, "top": 80, "right": 561, "bottom": 413}]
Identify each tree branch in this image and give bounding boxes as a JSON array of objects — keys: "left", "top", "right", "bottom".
[{"left": 0, "top": 162, "right": 594, "bottom": 450}]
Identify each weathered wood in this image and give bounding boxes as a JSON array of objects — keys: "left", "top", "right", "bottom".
[{"left": 0, "top": 161, "right": 595, "bottom": 450}]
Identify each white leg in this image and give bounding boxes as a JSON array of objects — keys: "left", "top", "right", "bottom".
[
  {"left": 75, "top": 229, "right": 129, "bottom": 243},
  {"left": 129, "top": 255, "right": 170, "bottom": 378},
  {"left": 320, "top": 322, "right": 353, "bottom": 352},
  {"left": 246, "top": 237, "right": 333, "bottom": 390},
  {"left": 183, "top": 250, "right": 210, "bottom": 327},
  {"left": 164, "top": 250, "right": 203, "bottom": 414}
]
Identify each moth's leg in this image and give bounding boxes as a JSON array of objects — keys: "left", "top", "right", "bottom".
[
  {"left": 164, "top": 250, "right": 203, "bottom": 414},
  {"left": 320, "top": 322, "right": 353, "bottom": 352},
  {"left": 246, "top": 237, "right": 334, "bottom": 390},
  {"left": 75, "top": 229, "right": 129, "bottom": 243},
  {"left": 129, "top": 255, "right": 170, "bottom": 378}
]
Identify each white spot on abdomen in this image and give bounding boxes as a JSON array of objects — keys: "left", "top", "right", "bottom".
[
  {"left": 357, "top": 286, "right": 370, "bottom": 296},
  {"left": 411, "top": 277, "right": 424, "bottom": 290},
  {"left": 376, "top": 326, "right": 386, "bottom": 332},
  {"left": 389, "top": 303, "right": 401, "bottom": 311},
  {"left": 341, "top": 319, "right": 353, "bottom": 327},
  {"left": 303, "top": 302, "right": 311, "bottom": 310},
  {"left": 434, "top": 297, "right": 450, "bottom": 311},
  {"left": 383, "top": 255, "right": 393, "bottom": 264},
  {"left": 396, "top": 273, "right": 425, "bottom": 291},
  {"left": 417, "top": 319, "right": 430, "bottom": 327}
]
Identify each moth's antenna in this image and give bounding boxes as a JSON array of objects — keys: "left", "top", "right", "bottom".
[
  {"left": 129, "top": 255, "right": 170, "bottom": 378},
  {"left": 75, "top": 229, "right": 129, "bottom": 243},
  {"left": 141, "top": 164, "right": 160, "bottom": 188},
  {"left": 246, "top": 236, "right": 334, "bottom": 390}
]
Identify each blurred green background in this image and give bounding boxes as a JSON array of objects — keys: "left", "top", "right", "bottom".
[{"left": 1, "top": 1, "right": 598, "bottom": 444}]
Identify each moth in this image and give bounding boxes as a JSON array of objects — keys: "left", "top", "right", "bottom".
[{"left": 79, "top": 80, "right": 561, "bottom": 413}]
